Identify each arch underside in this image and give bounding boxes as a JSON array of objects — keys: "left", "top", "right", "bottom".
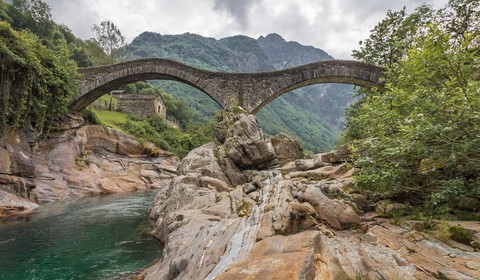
[
  {"left": 70, "top": 73, "right": 222, "bottom": 112},
  {"left": 250, "top": 76, "right": 383, "bottom": 113}
]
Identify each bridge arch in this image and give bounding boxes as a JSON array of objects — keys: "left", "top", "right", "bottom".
[
  {"left": 71, "top": 59, "right": 225, "bottom": 112},
  {"left": 241, "top": 60, "right": 386, "bottom": 113},
  {"left": 72, "top": 58, "right": 385, "bottom": 113}
]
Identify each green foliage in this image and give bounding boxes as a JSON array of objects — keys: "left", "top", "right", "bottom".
[
  {"left": 448, "top": 225, "right": 473, "bottom": 244},
  {"left": 75, "top": 151, "right": 92, "bottom": 166},
  {"left": 80, "top": 108, "right": 101, "bottom": 125},
  {"left": 1, "top": 0, "right": 108, "bottom": 67},
  {"left": 236, "top": 200, "right": 253, "bottom": 217},
  {"left": 93, "top": 109, "right": 128, "bottom": 131},
  {"left": 0, "top": 0, "right": 114, "bottom": 127},
  {"left": 433, "top": 222, "right": 474, "bottom": 245},
  {"left": 121, "top": 115, "right": 214, "bottom": 158},
  {"left": 437, "top": 0, "right": 480, "bottom": 44},
  {"left": 352, "top": 6, "right": 434, "bottom": 67},
  {"left": 93, "top": 108, "right": 215, "bottom": 158},
  {"left": 346, "top": 21, "right": 480, "bottom": 212},
  {"left": 0, "top": 21, "right": 77, "bottom": 134},
  {"left": 256, "top": 95, "right": 340, "bottom": 153}
]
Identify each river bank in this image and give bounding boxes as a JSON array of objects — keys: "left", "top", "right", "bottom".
[{"left": 0, "top": 114, "right": 178, "bottom": 219}]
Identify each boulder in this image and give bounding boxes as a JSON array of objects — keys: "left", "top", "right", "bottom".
[
  {"left": 271, "top": 133, "right": 303, "bottom": 166},
  {"left": 0, "top": 190, "right": 38, "bottom": 219},
  {"left": 77, "top": 125, "right": 146, "bottom": 156},
  {"left": 215, "top": 145, "right": 247, "bottom": 186},
  {"left": 295, "top": 159, "right": 315, "bottom": 171},
  {"left": 375, "top": 200, "right": 407, "bottom": 215},
  {"left": 178, "top": 142, "right": 230, "bottom": 183},
  {"left": 313, "top": 152, "right": 333, "bottom": 167},
  {"left": 290, "top": 164, "right": 349, "bottom": 181},
  {"left": 223, "top": 114, "right": 277, "bottom": 170},
  {"left": 331, "top": 144, "right": 352, "bottom": 163},
  {"left": 301, "top": 184, "right": 360, "bottom": 230}
]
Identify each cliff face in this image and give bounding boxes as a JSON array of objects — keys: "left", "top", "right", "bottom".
[
  {"left": 143, "top": 112, "right": 480, "bottom": 280},
  {"left": 0, "top": 115, "right": 178, "bottom": 218}
]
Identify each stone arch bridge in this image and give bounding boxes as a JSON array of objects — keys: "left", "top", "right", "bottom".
[{"left": 72, "top": 58, "right": 385, "bottom": 113}]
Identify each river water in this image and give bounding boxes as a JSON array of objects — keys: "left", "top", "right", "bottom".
[{"left": 0, "top": 191, "right": 163, "bottom": 280}]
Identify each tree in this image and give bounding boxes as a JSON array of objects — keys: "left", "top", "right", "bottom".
[
  {"left": 11, "top": 0, "right": 51, "bottom": 22},
  {"left": 345, "top": 1, "right": 480, "bottom": 213},
  {"left": 92, "top": 19, "right": 125, "bottom": 63},
  {"left": 0, "top": 21, "right": 77, "bottom": 135},
  {"left": 352, "top": 6, "right": 433, "bottom": 67},
  {"left": 438, "top": 0, "right": 480, "bottom": 42}
]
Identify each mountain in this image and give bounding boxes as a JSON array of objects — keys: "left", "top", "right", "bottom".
[
  {"left": 125, "top": 32, "right": 354, "bottom": 152},
  {"left": 256, "top": 33, "right": 354, "bottom": 133},
  {"left": 127, "top": 32, "right": 272, "bottom": 72},
  {"left": 257, "top": 33, "right": 333, "bottom": 68}
]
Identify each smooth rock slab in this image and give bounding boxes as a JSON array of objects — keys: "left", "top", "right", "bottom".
[{"left": 215, "top": 231, "right": 321, "bottom": 280}]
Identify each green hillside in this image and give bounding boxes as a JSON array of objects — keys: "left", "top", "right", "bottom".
[{"left": 125, "top": 32, "right": 355, "bottom": 152}]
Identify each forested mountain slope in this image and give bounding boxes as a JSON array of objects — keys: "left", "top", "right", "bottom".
[{"left": 125, "top": 32, "right": 354, "bottom": 152}]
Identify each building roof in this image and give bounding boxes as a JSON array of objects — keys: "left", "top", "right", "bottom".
[
  {"left": 110, "top": 90, "right": 126, "bottom": 94},
  {"left": 116, "top": 94, "right": 161, "bottom": 100}
]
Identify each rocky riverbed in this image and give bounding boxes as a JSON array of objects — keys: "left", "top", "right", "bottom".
[
  {"left": 2, "top": 111, "right": 479, "bottom": 279},
  {"left": 142, "top": 112, "right": 480, "bottom": 280}
]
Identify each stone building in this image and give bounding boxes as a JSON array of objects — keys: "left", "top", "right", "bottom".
[{"left": 116, "top": 94, "right": 167, "bottom": 118}]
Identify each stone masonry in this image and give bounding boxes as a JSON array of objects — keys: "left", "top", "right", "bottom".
[
  {"left": 116, "top": 94, "right": 166, "bottom": 118},
  {"left": 72, "top": 58, "right": 385, "bottom": 113}
]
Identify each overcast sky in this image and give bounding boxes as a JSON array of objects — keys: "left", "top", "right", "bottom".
[{"left": 44, "top": 0, "right": 448, "bottom": 59}]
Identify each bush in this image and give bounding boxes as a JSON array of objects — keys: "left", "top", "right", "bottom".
[
  {"left": 80, "top": 108, "right": 101, "bottom": 125},
  {"left": 448, "top": 225, "right": 473, "bottom": 245},
  {"left": 158, "top": 139, "right": 170, "bottom": 151}
]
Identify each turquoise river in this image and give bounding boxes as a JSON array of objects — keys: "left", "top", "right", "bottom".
[{"left": 0, "top": 191, "right": 163, "bottom": 280}]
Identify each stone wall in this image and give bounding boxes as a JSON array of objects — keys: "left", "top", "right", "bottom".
[
  {"left": 117, "top": 95, "right": 166, "bottom": 118},
  {"left": 153, "top": 98, "right": 167, "bottom": 119}
]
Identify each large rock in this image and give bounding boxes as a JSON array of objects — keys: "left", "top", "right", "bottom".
[
  {"left": 300, "top": 183, "right": 360, "bottom": 230},
  {"left": 178, "top": 143, "right": 230, "bottom": 183},
  {"left": 144, "top": 113, "right": 480, "bottom": 280},
  {"left": 0, "top": 190, "right": 38, "bottom": 218},
  {"left": 77, "top": 125, "right": 146, "bottom": 157},
  {"left": 271, "top": 133, "right": 303, "bottom": 166},
  {"left": 222, "top": 114, "right": 277, "bottom": 170}
]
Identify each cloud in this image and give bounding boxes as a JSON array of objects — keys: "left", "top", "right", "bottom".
[
  {"left": 44, "top": 0, "right": 449, "bottom": 59},
  {"left": 212, "top": 0, "right": 256, "bottom": 29},
  {"left": 44, "top": 0, "right": 101, "bottom": 39}
]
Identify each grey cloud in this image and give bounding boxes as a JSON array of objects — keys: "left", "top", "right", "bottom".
[
  {"left": 41, "top": 0, "right": 449, "bottom": 59},
  {"left": 213, "top": 0, "right": 256, "bottom": 29},
  {"left": 44, "top": 0, "right": 101, "bottom": 39}
]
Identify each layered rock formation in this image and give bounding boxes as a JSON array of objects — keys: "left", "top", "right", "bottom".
[
  {"left": 0, "top": 115, "right": 177, "bottom": 218},
  {"left": 144, "top": 112, "right": 480, "bottom": 280}
]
